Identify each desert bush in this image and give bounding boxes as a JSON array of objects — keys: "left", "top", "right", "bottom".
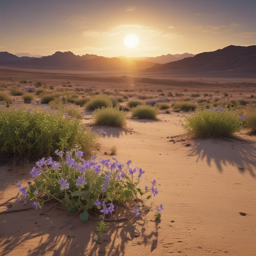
[
  {"left": 158, "top": 103, "right": 169, "bottom": 110},
  {"left": 238, "top": 99, "right": 249, "bottom": 106},
  {"left": 198, "top": 98, "right": 206, "bottom": 103},
  {"left": 41, "top": 93, "right": 62, "bottom": 104},
  {"left": 35, "top": 82, "right": 42, "bottom": 87},
  {"left": 49, "top": 85, "right": 54, "bottom": 90},
  {"left": 110, "top": 146, "right": 117, "bottom": 155},
  {"left": 86, "top": 96, "right": 112, "bottom": 111},
  {"left": 116, "top": 96, "right": 124, "bottom": 102},
  {"left": 66, "top": 96, "right": 75, "bottom": 104},
  {"left": 138, "top": 95, "right": 148, "bottom": 100},
  {"left": 0, "top": 105, "right": 95, "bottom": 159},
  {"left": 127, "top": 100, "right": 144, "bottom": 108},
  {"left": 204, "top": 93, "right": 209, "bottom": 97},
  {"left": 191, "top": 93, "right": 200, "bottom": 97},
  {"left": 63, "top": 105, "right": 82, "bottom": 119},
  {"left": 172, "top": 102, "right": 197, "bottom": 112},
  {"left": 245, "top": 108, "right": 256, "bottom": 133},
  {"left": 93, "top": 107, "right": 127, "bottom": 127},
  {"left": 183, "top": 108, "right": 242, "bottom": 138},
  {"left": 35, "top": 89, "right": 45, "bottom": 95},
  {"left": 0, "top": 92, "right": 11, "bottom": 103},
  {"left": 110, "top": 97, "right": 118, "bottom": 107},
  {"left": 230, "top": 100, "right": 240, "bottom": 107},
  {"left": 16, "top": 153, "right": 162, "bottom": 242},
  {"left": 168, "top": 92, "right": 173, "bottom": 97},
  {"left": 24, "top": 86, "right": 35, "bottom": 93},
  {"left": 22, "top": 93, "right": 34, "bottom": 103},
  {"left": 10, "top": 87, "right": 23, "bottom": 96},
  {"left": 132, "top": 105, "right": 158, "bottom": 119},
  {"left": 75, "top": 98, "right": 90, "bottom": 107}
]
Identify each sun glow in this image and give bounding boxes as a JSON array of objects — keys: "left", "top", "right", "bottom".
[{"left": 124, "top": 34, "right": 139, "bottom": 49}]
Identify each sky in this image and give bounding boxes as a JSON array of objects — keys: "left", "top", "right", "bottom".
[{"left": 0, "top": 0, "right": 256, "bottom": 57}]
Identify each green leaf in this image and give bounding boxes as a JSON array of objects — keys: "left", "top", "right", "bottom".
[
  {"left": 146, "top": 195, "right": 151, "bottom": 200},
  {"left": 124, "top": 190, "right": 131, "bottom": 199},
  {"left": 68, "top": 205, "right": 77, "bottom": 213},
  {"left": 127, "top": 183, "right": 133, "bottom": 190},
  {"left": 71, "top": 191, "right": 80, "bottom": 197},
  {"left": 80, "top": 190, "right": 90, "bottom": 202},
  {"left": 137, "top": 188, "right": 144, "bottom": 196},
  {"left": 80, "top": 210, "right": 89, "bottom": 222}
]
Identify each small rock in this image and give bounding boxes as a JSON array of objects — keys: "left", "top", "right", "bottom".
[
  {"left": 185, "top": 144, "right": 191, "bottom": 147},
  {"left": 171, "top": 220, "right": 175, "bottom": 223},
  {"left": 239, "top": 212, "right": 247, "bottom": 216},
  {"left": 104, "top": 152, "right": 108, "bottom": 155}
]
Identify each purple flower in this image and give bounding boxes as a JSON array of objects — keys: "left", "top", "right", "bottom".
[
  {"left": 32, "top": 101, "right": 35, "bottom": 104},
  {"left": 46, "top": 157, "right": 53, "bottom": 165},
  {"left": 35, "top": 190, "right": 39, "bottom": 195},
  {"left": 129, "top": 168, "right": 137, "bottom": 175},
  {"left": 94, "top": 165, "right": 101, "bottom": 174},
  {"left": 110, "top": 163, "right": 116, "bottom": 171},
  {"left": 117, "top": 163, "right": 123, "bottom": 171},
  {"left": 55, "top": 150, "right": 64, "bottom": 157},
  {"left": 126, "top": 160, "right": 132, "bottom": 166},
  {"left": 20, "top": 187, "right": 27, "bottom": 196},
  {"left": 108, "top": 203, "right": 115, "bottom": 214},
  {"left": 76, "top": 151, "right": 83, "bottom": 158},
  {"left": 16, "top": 182, "right": 22, "bottom": 188},
  {"left": 32, "top": 202, "right": 38, "bottom": 209},
  {"left": 138, "top": 168, "right": 145, "bottom": 178},
  {"left": 52, "top": 161, "right": 60, "bottom": 169},
  {"left": 94, "top": 199, "right": 101, "bottom": 207},
  {"left": 133, "top": 204, "right": 141, "bottom": 217},
  {"left": 145, "top": 185, "right": 149, "bottom": 191},
  {"left": 76, "top": 176, "right": 87, "bottom": 187},
  {"left": 240, "top": 115, "right": 246, "bottom": 121},
  {"left": 97, "top": 129, "right": 107, "bottom": 135},
  {"left": 60, "top": 178, "right": 69, "bottom": 190},
  {"left": 152, "top": 187, "right": 158, "bottom": 196},
  {"left": 112, "top": 158, "right": 118, "bottom": 162},
  {"left": 100, "top": 201, "right": 109, "bottom": 215},
  {"left": 66, "top": 156, "right": 76, "bottom": 168},
  {"left": 151, "top": 180, "right": 156, "bottom": 186},
  {"left": 30, "top": 167, "right": 42, "bottom": 177},
  {"left": 12, "top": 97, "right": 16, "bottom": 101},
  {"left": 36, "top": 157, "right": 46, "bottom": 168},
  {"left": 66, "top": 150, "right": 73, "bottom": 156},
  {"left": 16, "top": 198, "right": 21, "bottom": 202},
  {"left": 156, "top": 204, "right": 164, "bottom": 214}
]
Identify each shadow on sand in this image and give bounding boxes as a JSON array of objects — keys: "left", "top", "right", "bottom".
[
  {"left": 90, "top": 126, "right": 130, "bottom": 138},
  {"left": 187, "top": 138, "right": 256, "bottom": 177},
  {"left": 0, "top": 204, "right": 159, "bottom": 256}
]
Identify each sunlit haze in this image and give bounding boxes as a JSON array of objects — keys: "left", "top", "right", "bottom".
[{"left": 0, "top": 0, "right": 256, "bottom": 57}]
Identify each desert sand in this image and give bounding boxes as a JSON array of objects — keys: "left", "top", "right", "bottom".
[{"left": 0, "top": 68, "right": 256, "bottom": 256}]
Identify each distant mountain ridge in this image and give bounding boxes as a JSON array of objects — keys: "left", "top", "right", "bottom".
[
  {"left": 146, "top": 45, "right": 256, "bottom": 77},
  {"left": 0, "top": 51, "right": 191, "bottom": 71}
]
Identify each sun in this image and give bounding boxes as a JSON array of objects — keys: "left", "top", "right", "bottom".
[{"left": 124, "top": 34, "right": 139, "bottom": 49}]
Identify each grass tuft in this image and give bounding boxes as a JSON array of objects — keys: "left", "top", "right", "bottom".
[
  {"left": 86, "top": 96, "right": 112, "bottom": 111},
  {"left": 127, "top": 100, "right": 144, "bottom": 108},
  {"left": 172, "top": 101, "right": 197, "bottom": 112},
  {"left": 93, "top": 107, "right": 127, "bottom": 127},
  {"left": 132, "top": 105, "right": 158, "bottom": 119},
  {"left": 183, "top": 108, "right": 242, "bottom": 138}
]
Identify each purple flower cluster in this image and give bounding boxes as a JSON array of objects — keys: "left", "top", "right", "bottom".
[
  {"left": 94, "top": 200, "right": 115, "bottom": 215},
  {"left": 240, "top": 114, "right": 246, "bottom": 121},
  {"left": 16, "top": 182, "right": 27, "bottom": 202},
  {"left": 97, "top": 129, "right": 107, "bottom": 135},
  {"left": 145, "top": 180, "right": 158, "bottom": 196}
]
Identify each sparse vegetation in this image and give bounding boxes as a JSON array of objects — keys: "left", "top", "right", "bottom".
[
  {"left": 158, "top": 103, "right": 169, "bottom": 110},
  {"left": 0, "top": 92, "right": 11, "bottom": 103},
  {"left": 127, "top": 100, "right": 144, "bottom": 108},
  {"left": 93, "top": 107, "right": 127, "bottom": 127},
  {"left": 183, "top": 108, "right": 242, "bottom": 138},
  {"left": 75, "top": 98, "right": 90, "bottom": 107},
  {"left": 172, "top": 102, "right": 197, "bottom": 112},
  {"left": 86, "top": 96, "right": 113, "bottom": 111},
  {"left": 22, "top": 93, "right": 34, "bottom": 103},
  {"left": 132, "top": 105, "right": 158, "bottom": 119},
  {"left": 10, "top": 87, "right": 23, "bottom": 96}
]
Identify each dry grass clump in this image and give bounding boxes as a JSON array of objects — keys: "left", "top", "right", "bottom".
[
  {"left": 158, "top": 103, "right": 169, "bottom": 110},
  {"left": 22, "top": 93, "right": 35, "bottom": 103},
  {"left": 75, "top": 98, "right": 90, "bottom": 107},
  {"left": 132, "top": 105, "right": 158, "bottom": 119},
  {"left": 183, "top": 108, "right": 242, "bottom": 138},
  {"left": 172, "top": 102, "right": 197, "bottom": 112},
  {"left": 0, "top": 92, "right": 11, "bottom": 103},
  {"left": 245, "top": 107, "right": 256, "bottom": 133},
  {"left": 93, "top": 107, "right": 127, "bottom": 127},
  {"left": 127, "top": 100, "right": 144, "bottom": 108},
  {"left": 41, "top": 93, "right": 62, "bottom": 104},
  {"left": 86, "top": 96, "right": 113, "bottom": 111},
  {"left": 10, "top": 87, "right": 23, "bottom": 96},
  {"left": 35, "top": 89, "right": 45, "bottom": 95}
]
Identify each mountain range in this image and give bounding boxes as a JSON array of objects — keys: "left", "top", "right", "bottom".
[
  {"left": 0, "top": 51, "right": 192, "bottom": 71},
  {"left": 0, "top": 45, "right": 256, "bottom": 77},
  {"left": 146, "top": 45, "right": 256, "bottom": 77}
]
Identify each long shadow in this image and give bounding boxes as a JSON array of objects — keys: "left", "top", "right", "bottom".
[
  {"left": 90, "top": 126, "right": 129, "bottom": 138},
  {"left": 187, "top": 138, "right": 256, "bottom": 177},
  {"left": 129, "top": 118, "right": 160, "bottom": 124},
  {"left": 0, "top": 204, "right": 158, "bottom": 256}
]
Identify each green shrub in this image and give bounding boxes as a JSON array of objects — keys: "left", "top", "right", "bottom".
[
  {"left": 0, "top": 92, "right": 11, "bottom": 103},
  {"left": 183, "top": 108, "right": 242, "bottom": 138},
  {"left": 10, "top": 87, "right": 23, "bottom": 96},
  {"left": 63, "top": 105, "right": 82, "bottom": 119},
  {"left": 86, "top": 96, "right": 112, "bottom": 111},
  {"left": 158, "top": 103, "right": 169, "bottom": 110},
  {"left": 66, "top": 96, "right": 75, "bottom": 104},
  {"left": 116, "top": 96, "right": 124, "bottom": 102},
  {"left": 75, "top": 98, "right": 90, "bottom": 107},
  {"left": 93, "top": 107, "right": 127, "bottom": 127},
  {"left": 22, "top": 93, "right": 34, "bottom": 103},
  {"left": 127, "top": 100, "right": 144, "bottom": 108},
  {"left": 35, "top": 89, "right": 45, "bottom": 95},
  {"left": 230, "top": 100, "right": 240, "bottom": 107},
  {"left": 132, "top": 105, "right": 158, "bottom": 119},
  {"left": 172, "top": 102, "right": 197, "bottom": 111},
  {"left": 0, "top": 106, "right": 95, "bottom": 159},
  {"left": 41, "top": 93, "right": 62, "bottom": 104},
  {"left": 245, "top": 108, "right": 256, "bottom": 133}
]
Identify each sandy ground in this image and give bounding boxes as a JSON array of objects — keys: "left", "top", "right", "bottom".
[{"left": 0, "top": 111, "right": 256, "bottom": 256}]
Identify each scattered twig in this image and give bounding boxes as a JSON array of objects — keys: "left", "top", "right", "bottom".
[
  {"left": 59, "top": 212, "right": 79, "bottom": 229},
  {"left": 0, "top": 193, "right": 19, "bottom": 207},
  {"left": 0, "top": 207, "right": 33, "bottom": 215}
]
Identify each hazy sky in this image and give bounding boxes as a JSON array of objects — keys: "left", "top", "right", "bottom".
[{"left": 0, "top": 0, "right": 256, "bottom": 57}]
